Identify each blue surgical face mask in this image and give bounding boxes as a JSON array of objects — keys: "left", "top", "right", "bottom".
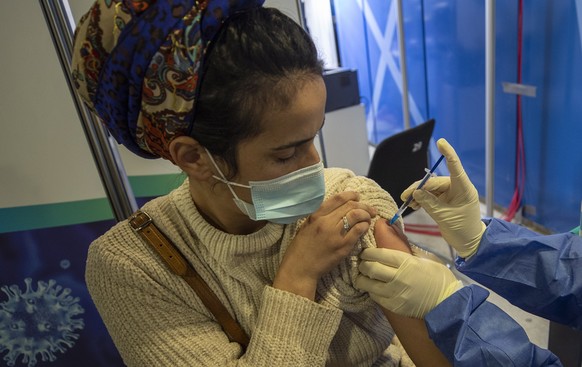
[{"left": 205, "top": 149, "right": 325, "bottom": 224}]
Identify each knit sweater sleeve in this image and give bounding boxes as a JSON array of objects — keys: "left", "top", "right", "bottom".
[
  {"left": 247, "top": 286, "right": 343, "bottom": 365},
  {"left": 317, "top": 168, "right": 402, "bottom": 304},
  {"left": 306, "top": 169, "right": 415, "bottom": 366},
  {"left": 86, "top": 223, "right": 232, "bottom": 366},
  {"left": 86, "top": 220, "right": 343, "bottom": 366}
]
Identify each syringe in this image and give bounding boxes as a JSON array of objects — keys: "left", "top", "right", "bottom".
[{"left": 389, "top": 154, "right": 445, "bottom": 225}]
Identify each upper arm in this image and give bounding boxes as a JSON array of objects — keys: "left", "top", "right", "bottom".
[
  {"left": 86, "top": 240, "right": 243, "bottom": 366},
  {"left": 371, "top": 212, "right": 450, "bottom": 366},
  {"left": 374, "top": 219, "right": 412, "bottom": 254}
]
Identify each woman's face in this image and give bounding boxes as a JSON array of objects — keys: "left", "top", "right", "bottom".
[{"left": 226, "top": 76, "right": 326, "bottom": 202}]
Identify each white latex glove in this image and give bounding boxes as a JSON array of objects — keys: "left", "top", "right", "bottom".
[
  {"left": 355, "top": 248, "right": 462, "bottom": 318},
  {"left": 401, "top": 138, "right": 486, "bottom": 258}
]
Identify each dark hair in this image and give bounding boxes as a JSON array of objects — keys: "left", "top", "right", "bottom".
[{"left": 191, "top": 7, "right": 324, "bottom": 178}]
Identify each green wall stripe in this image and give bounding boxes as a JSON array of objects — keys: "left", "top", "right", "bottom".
[
  {"left": 128, "top": 173, "right": 184, "bottom": 197},
  {"left": 0, "top": 198, "right": 114, "bottom": 233},
  {"left": 0, "top": 174, "right": 185, "bottom": 233}
]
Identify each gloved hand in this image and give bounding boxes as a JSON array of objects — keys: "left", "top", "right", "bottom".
[
  {"left": 401, "top": 138, "right": 486, "bottom": 258},
  {"left": 355, "top": 248, "right": 462, "bottom": 318}
]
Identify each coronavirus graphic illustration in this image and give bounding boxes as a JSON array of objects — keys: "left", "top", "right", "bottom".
[{"left": 0, "top": 278, "right": 85, "bottom": 367}]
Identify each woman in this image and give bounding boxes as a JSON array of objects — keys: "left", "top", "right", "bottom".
[{"left": 72, "top": 1, "right": 448, "bottom": 365}]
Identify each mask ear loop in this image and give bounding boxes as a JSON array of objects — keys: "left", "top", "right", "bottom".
[{"left": 204, "top": 148, "right": 253, "bottom": 216}]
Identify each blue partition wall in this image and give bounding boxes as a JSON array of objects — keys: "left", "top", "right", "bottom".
[
  {"left": 332, "top": 0, "right": 582, "bottom": 232},
  {"left": 0, "top": 176, "right": 182, "bottom": 367},
  {"left": 333, "top": 0, "right": 429, "bottom": 144}
]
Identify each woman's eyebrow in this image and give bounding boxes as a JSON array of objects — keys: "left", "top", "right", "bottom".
[
  {"left": 271, "top": 118, "right": 326, "bottom": 151},
  {"left": 272, "top": 137, "right": 313, "bottom": 151}
]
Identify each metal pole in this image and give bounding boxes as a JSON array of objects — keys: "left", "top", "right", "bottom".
[
  {"left": 396, "top": 0, "right": 411, "bottom": 129},
  {"left": 295, "top": 0, "right": 306, "bottom": 29},
  {"left": 485, "top": 0, "right": 495, "bottom": 217},
  {"left": 39, "top": 0, "right": 138, "bottom": 221}
]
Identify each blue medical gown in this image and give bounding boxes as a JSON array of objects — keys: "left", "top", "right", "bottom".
[{"left": 425, "top": 218, "right": 582, "bottom": 366}]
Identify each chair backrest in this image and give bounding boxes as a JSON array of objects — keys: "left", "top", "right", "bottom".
[{"left": 367, "top": 119, "right": 436, "bottom": 217}]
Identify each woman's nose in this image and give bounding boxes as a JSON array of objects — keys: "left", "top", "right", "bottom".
[{"left": 306, "top": 143, "right": 321, "bottom": 165}]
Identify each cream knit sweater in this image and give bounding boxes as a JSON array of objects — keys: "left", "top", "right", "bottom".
[{"left": 86, "top": 168, "right": 414, "bottom": 366}]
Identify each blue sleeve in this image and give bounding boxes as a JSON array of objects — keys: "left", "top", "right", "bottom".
[
  {"left": 456, "top": 218, "right": 582, "bottom": 329},
  {"left": 425, "top": 285, "right": 562, "bottom": 367}
]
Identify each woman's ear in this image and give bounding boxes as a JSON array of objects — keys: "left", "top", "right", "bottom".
[{"left": 168, "top": 136, "right": 213, "bottom": 180}]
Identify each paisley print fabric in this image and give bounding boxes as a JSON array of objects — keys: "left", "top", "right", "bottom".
[{"left": 72, "top": 0, "right": 265, "bottom": 161}]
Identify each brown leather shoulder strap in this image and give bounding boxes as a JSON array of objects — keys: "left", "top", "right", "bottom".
[{"left": 128, "top": 210, "right": 250, "bottom": 349}]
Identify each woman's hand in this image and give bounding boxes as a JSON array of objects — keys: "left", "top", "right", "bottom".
[{"left": 274, "top": 191, "right": 377, "bottom": 300}]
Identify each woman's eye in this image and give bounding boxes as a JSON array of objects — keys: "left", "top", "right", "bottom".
[
  {"left": 277, "top": 154, "right": 295, "bottom": 163},
  {"left": 277, "top": 150, "right": 297, "bottom": 163}
]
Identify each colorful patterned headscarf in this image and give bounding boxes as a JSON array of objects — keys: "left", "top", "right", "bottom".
[{"left": 72, "top": 0, "right": 265, "bottom": 161}]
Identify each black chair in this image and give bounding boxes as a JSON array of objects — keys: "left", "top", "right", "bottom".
[
  {"left": 367, "top": 119, "right": 436, "bottom": 218},
  {"left": 367, "top": 119, "right": 456, "bottom": 265}
]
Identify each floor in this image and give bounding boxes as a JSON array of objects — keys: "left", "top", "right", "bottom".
[{"left": 401, "top": 206, "right": 550, "bottom": 348}]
